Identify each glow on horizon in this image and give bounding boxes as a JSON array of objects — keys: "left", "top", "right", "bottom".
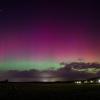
[
  {"left": 0, "top": 57, "right": 99, "bottom": 71},
  {"left": 0, "top": 60, "right": 60, "bottom": 71}
]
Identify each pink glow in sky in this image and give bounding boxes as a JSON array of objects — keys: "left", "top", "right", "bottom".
[{"left": 0, "top": 20, "right": 99, "bottom": 63}]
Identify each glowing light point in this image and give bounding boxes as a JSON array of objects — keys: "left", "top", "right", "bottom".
[
  {"left": 98, "top": 79, "right": 100, "bottom": 83},
  {"left": 90, "top": 80, "right": 93, "bottom": 83},
  {"left": 75, "top": 81, "right": 82, "bottom": 84}
]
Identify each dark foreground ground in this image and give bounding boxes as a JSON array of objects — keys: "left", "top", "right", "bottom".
[{"left": 0, "top": 82, "right": 100, "bottom": 99}]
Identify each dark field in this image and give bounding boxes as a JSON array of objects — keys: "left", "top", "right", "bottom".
[{"left": 0, "top": 82, "right": 100, "bottom": 99}]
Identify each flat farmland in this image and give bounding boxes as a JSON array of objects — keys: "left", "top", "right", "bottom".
[{"left": 0, "top": 82, "right": 100, "bottom": 99}]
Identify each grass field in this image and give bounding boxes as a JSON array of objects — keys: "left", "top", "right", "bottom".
[{"left": 0, "top": 82, "right": 100, "bottom": 99}]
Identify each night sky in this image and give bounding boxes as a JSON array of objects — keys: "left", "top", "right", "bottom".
[{"left": 0, "top": 1, "right": 100, "bottom": 70}]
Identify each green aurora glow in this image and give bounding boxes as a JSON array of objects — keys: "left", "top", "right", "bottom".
[{"left": 0, "top": 60, "right": 60, "bottom": 71}]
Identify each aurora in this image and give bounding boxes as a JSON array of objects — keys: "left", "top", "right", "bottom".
[{"left": 0, "top": 1, "right": 100, "bottom": 71}]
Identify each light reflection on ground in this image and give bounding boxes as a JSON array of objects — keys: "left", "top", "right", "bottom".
[
  {"left": 9, "top": 77, "right": 65, "bottom": 82},
  {"left": 8, "top": 72, "right": 65, "bottom": 82}
]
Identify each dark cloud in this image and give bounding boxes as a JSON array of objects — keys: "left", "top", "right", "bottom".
[{"left": 0, "top": 62, "right": 100, "bottom": 82}]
